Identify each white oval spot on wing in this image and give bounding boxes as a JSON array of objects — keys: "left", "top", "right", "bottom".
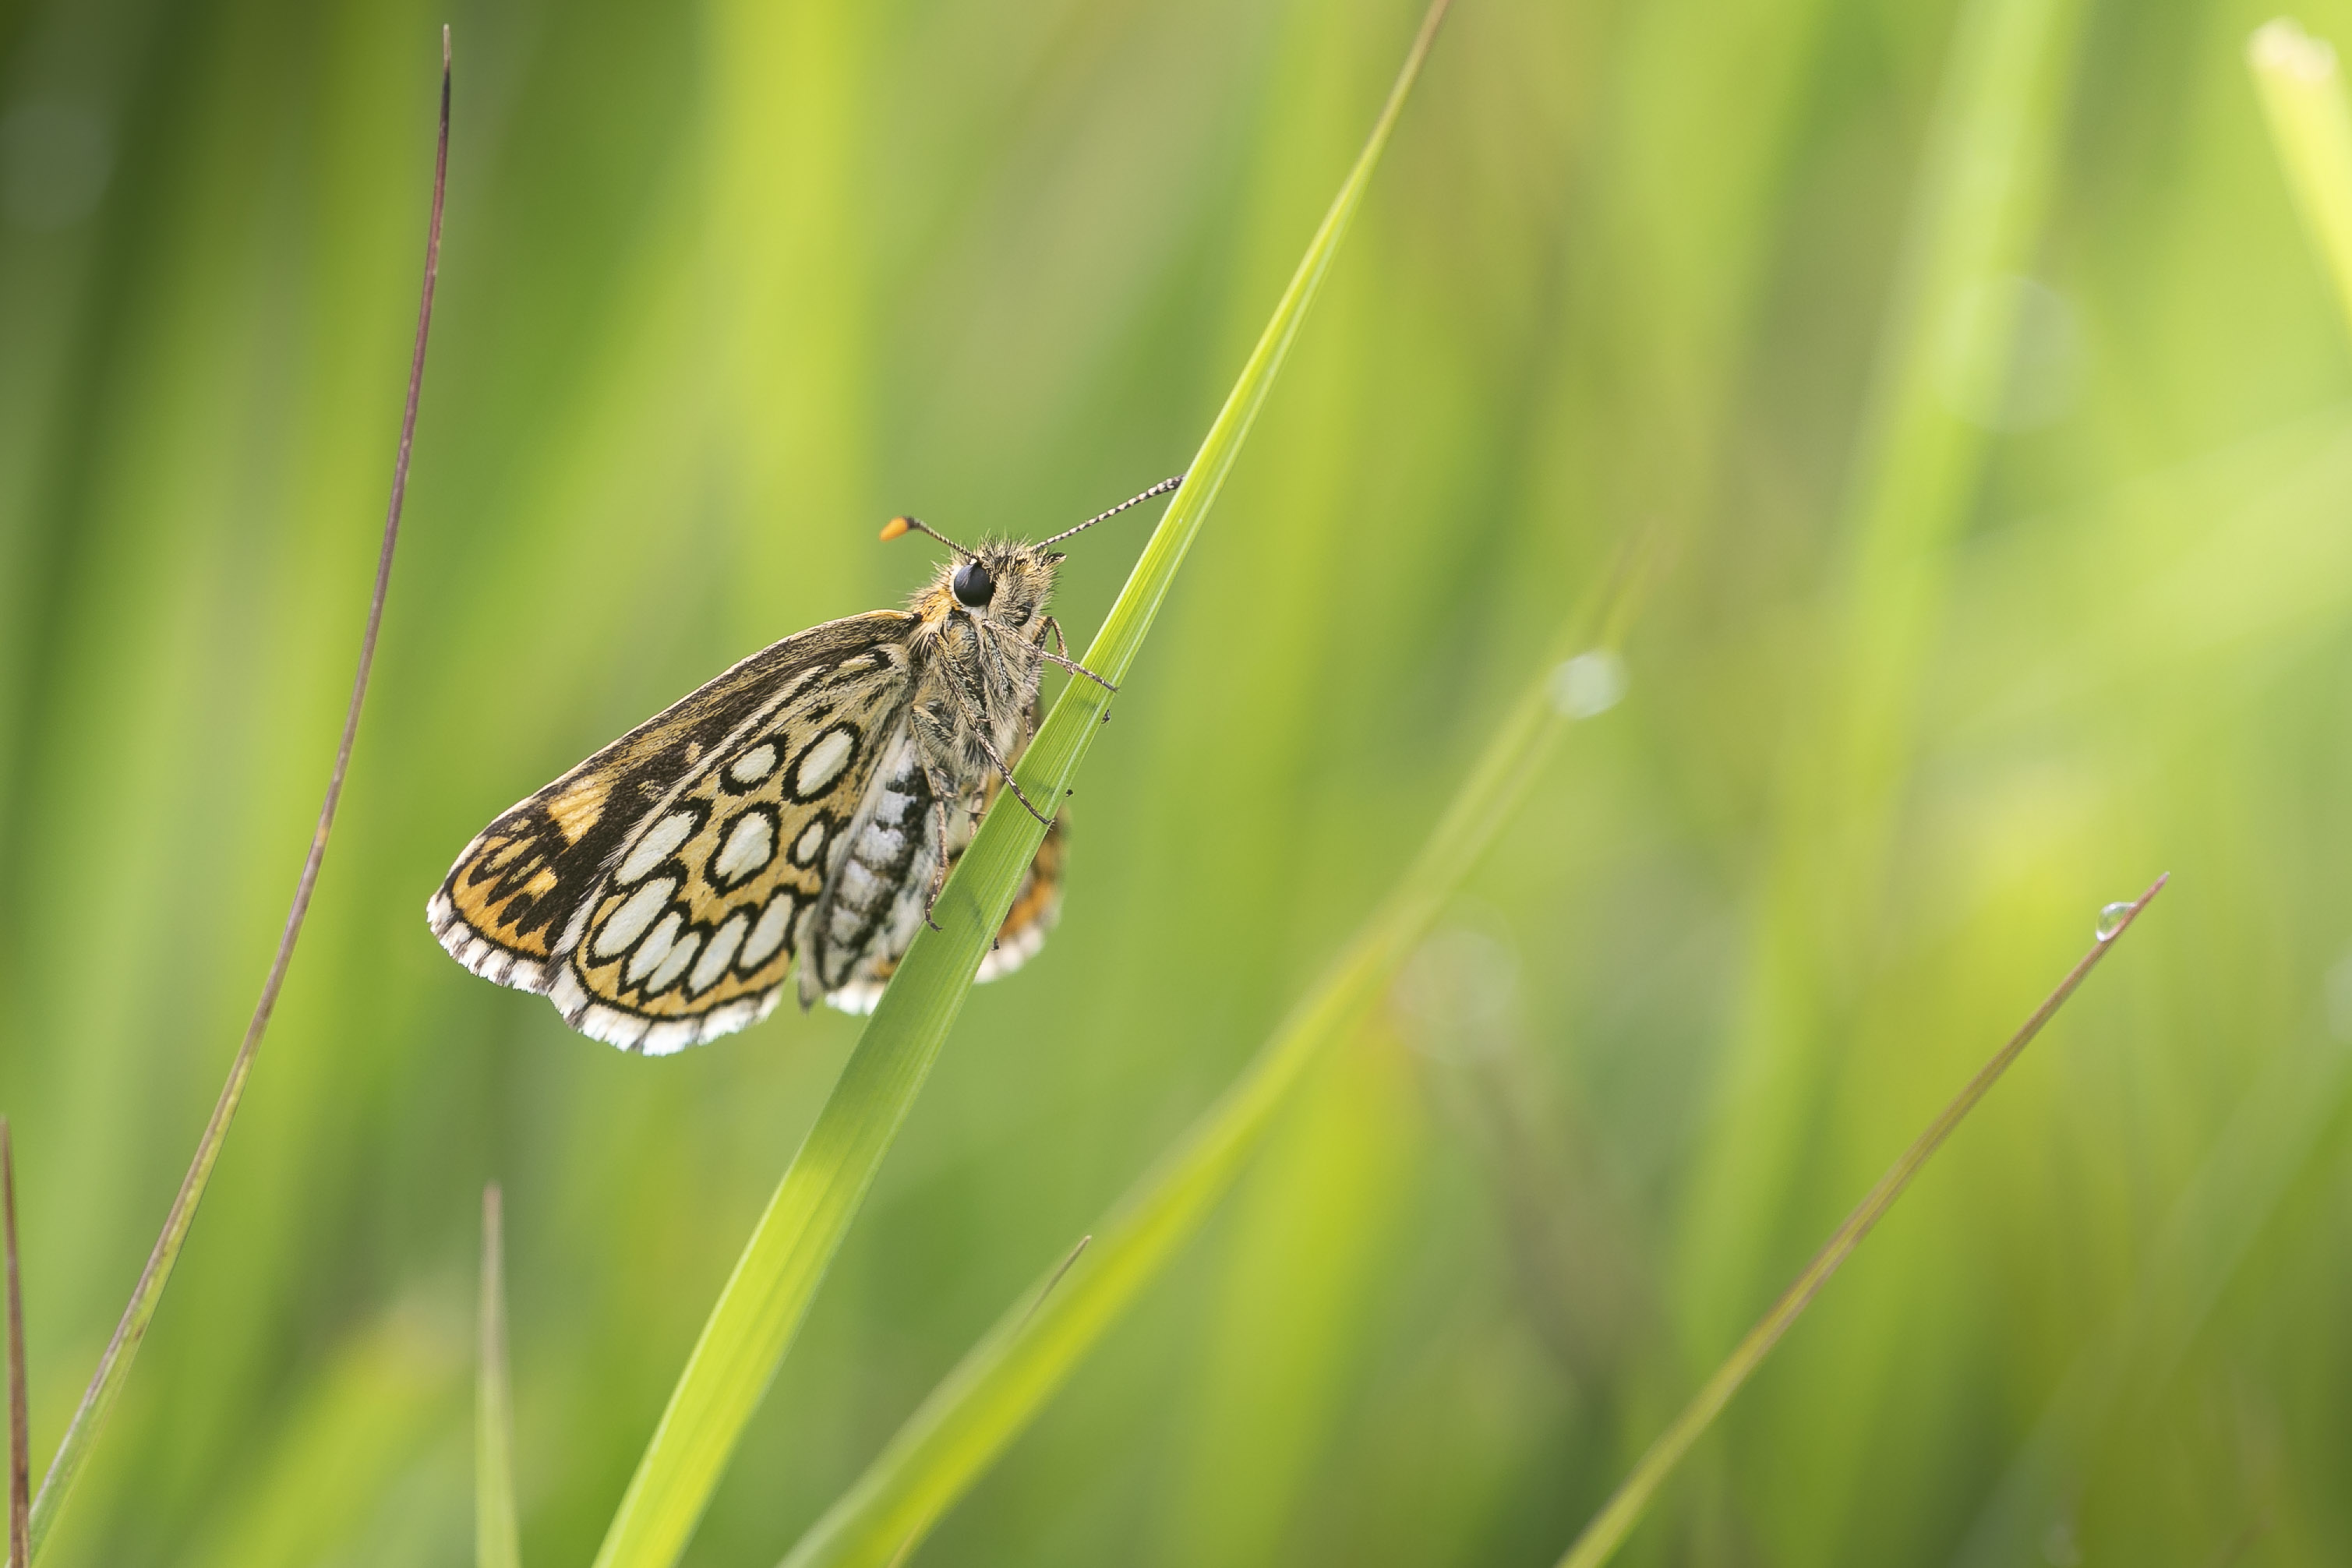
[
  {"left": 792, "top": 820, "right": 826, "bottom": 866},
  {"left": 593, "top": 878, "right": 678, "bottom": 958},
  {"left": 715, "top": 812, "right": 775, "bottom": 882},
  {"left": 740, "top": 896, "right": 793, "bottom": 969},
  {"left": 647, "top": 931, "right": 701, "bottom": 994},
  {"left": 692, "top": 913, "right": 749, "bottom": 993},
  {"left": 791, "top": 728, "right": 856, "bottom": 797},
  {"left": 626, "top": 910, "right": 684, "bottom": 984},
  {"left": 618, "top": 810, "right": 697, "bottom": 884},
  {"left": 728, "top": 743, "right": 777, "bottom": 784}
]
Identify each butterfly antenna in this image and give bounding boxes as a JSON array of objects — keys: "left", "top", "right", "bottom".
[
  {"left": 1039, "top": 472, "right": 1185, "bottom": 547},
  {"left": 878, "top": 514, "right": 976, "bottom": 559}
]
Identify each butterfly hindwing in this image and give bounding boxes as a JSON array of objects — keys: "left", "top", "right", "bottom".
[
  {"left": 810, "top": 711, "right": 1066, "bottom": 1015},
  {"left": 980, "top": 814, "right": 1065, "bottom": 984}
]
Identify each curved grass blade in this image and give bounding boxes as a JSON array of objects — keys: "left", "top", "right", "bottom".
[
  {"left": 872, "top": 1234, "right": 1091, "bottom": 1568},
  {"left": 1553, "top": 874, "right": 2167, "bottom": 1568},
  {"left": 774, "top": 604, "right": 1647, "bottom": 1567},
  {"left": 23, "top": 34, "right": 451, "bottom": 1559},
  {"left": 5, "top": 1120, "right": 28, "bottom": 1568},
  {"left": 586, "top": 7, "right": 1456, "bottom": 1566},
  {"left": 479, "top": 1185, "right": 521, "bottom": 1568}
]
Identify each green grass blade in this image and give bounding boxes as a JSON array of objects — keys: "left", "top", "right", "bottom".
[
  {"left": 774, "top": 608, "right": 1644, "bottom": 1568},
  {"left": 1681, "top": 0, "right": 2092, "bottom": 1379},
  {"left": 478, "top": 1185, "right": 521, "bottom": 1568},
  {"left": 5, "top": 1120, "right": 28, "bottom": 1568},
  {"left": 1553, "top": 876, "right": 2167, "bottom": 1568},
  {"left": 584, "top": 6, "right": 1454, "bottom": 1566},
  {"left": 2250, "top": 19, "right": 2352, "bottom": 332},
  {"left": 22, "top": 40, "right": 451, "bottom": 1558}
]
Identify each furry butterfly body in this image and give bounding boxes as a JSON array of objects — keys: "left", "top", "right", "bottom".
[{"left": 428, "top": 479, "right": 1175, "bottom": 1052}]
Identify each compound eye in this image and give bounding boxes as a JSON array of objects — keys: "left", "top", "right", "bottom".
[{"left": 952, "top": 560, "right": 994, "bottom": 608}]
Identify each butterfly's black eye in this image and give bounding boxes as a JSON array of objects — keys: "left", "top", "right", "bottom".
[{"left": 952, "top": 560, "right": 994, "bottom": 608}]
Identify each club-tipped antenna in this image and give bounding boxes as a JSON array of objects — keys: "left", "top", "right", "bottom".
[
  {"left": 878, "top": 514, "right": 976, "bottom": 559},
  {"left": 1040, "top": 473, "right": 1185, "bottom": 547}
]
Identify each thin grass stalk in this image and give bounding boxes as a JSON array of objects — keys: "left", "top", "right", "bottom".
[
  {"left": 23, "top": 35, "right": 451, "bottom": 1556},
  {"left": 5, "top": 1121, "right": 27, "bottom": 1568},
  {"left": 1934, "top": 60, "right": 2352, "bottom": 1559},
  {"left": 1554, "top": 874, "right": 2167, "bottom": 1568},
  {"left": 775, "top": 574, "right": 1647, "bottom": 1568},
  {"left": 1951, "top": 1008, "right": 2352, "bottom": 1565},
  {"left": 2249, "top": 19, "right": 2352, "bottom": 330},
  {"left": 584, "top": 8, "right": 1454, "bottom": 1566},
  {"left": 479, "top": 1185, "right": 521, "bottom": 1568},
  {"left": 1683, "top": 0, "right": 2093, "bottom": 1405},
  {"left": 1016, "top": 1237, "right": 1090, "bottom": 1333}
]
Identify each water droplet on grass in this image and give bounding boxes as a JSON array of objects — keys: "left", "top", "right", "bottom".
[{"left": 2095, "top": 902, "right": 2132, "bottom": 941}]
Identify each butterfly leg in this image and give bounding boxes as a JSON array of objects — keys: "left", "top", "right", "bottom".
[
  {"left": 920, "top": 766, "right": 956, "bottom": 930},
  {"left": 970, "top": 729, "right": 1057, "bottom": 826},
  {"left": 1040, "top": 648, "right": 1118, "bottom": 692},
  {"left": 1038, "top": 617, "right": 1118, "bottom": 693}
]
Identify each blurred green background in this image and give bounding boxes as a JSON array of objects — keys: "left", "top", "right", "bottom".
[{"left": 2, "top": 0, "right": 2350, "bottom": 1562}]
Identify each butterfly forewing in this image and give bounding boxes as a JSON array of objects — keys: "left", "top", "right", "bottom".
[{"left": 430, "top": 612, "right": 918, "bottom": 1048}]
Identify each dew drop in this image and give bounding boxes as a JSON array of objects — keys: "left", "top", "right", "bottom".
[{"left": 2095, "top": 901, "right": 2132, "bottom": 941}]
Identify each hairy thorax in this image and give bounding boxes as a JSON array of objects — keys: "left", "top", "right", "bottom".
[{"left": 904, "top": 541, "right": 1060, "bottom": 807}]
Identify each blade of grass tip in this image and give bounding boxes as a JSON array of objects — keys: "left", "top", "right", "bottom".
[
  {"left": 774, "top": 590, "right": 1650, "bottom": 1568},
  {"left": 1553, "top": 874, "right": 2169, "bottom": 1568},
  {"left": 584, "top": 8, "right": 1454, "bottom": 1568},
  {"left": 2248, "top": 19, "right": 2352, "bottom": 334},
  {"left": 24, "top": 32, "right": 451, "bottom": 1557},
  {"left": 5, "top": 1121, "right": 29, "bottom": 1568},
  {"left": 1016, "top": 1237, "right": 1089, "bottom": 1334},
  {"left": 479, "top": 1185, "right": 521, "bottom": 1568}
]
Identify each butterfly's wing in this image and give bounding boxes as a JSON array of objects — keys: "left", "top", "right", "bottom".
[
  {"left": 429, "top": 610, "right": 916, "bottom": 1052},
  {"left": 809, "top": 715, "right": 1066, "bottom": 1016},
  {"left": 979, "top": 814, "right": 1064, "bottom": 983}
]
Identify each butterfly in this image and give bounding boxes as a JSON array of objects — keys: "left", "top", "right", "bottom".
[{"left": 427, "top": 475, "right": 1181, "bottom": 1053}]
